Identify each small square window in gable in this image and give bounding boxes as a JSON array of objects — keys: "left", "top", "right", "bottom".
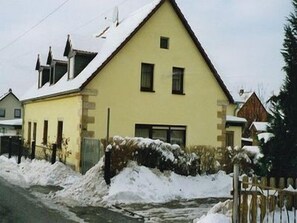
[{"left": 160, "top": 37, "right": 169, "bottom": 49}]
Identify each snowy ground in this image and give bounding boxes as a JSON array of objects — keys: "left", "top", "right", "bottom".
[{"left": 0, "top": 154, "right": 233, "bottom": 222}]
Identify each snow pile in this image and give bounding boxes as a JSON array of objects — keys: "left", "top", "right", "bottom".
[
  {"left": 194, "top": 199, "right": 232, "bottom": 223},
  {"left": 0, "top": 154, "right": 232, "bottom": 208},
  {"left": 53, "top": 160, "right": 231, "bottom": 206},
  {"left": 194, "top": 213, "right": 230, "bottom": 223},
  {"left": 107, "top": 162, "right": 231, "bottom": 204},
  {"left": 0, "top": 155, "right": 80, "bottom": 188},
  {"left": 52, "top": 159, "right": 109, "bottom": 206},
  {"left": 19, "top": 159, "right": 81, "bottom": 187}
]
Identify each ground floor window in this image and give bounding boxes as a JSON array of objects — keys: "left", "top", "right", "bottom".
[
  {"left": 33, "top": 122, "right": 37, "bottom": 142},
  {"left": 57, "top": 121, "right": 63, "bottom": 149},
  {"left": 135, "top": 124, "right": 186, "bottom": 147},
  {"left": 43, "top": 120, "right": 48, "bottom": 145},
  {"left": 28, "top": 122, "right": 32, "bottom": 145}
]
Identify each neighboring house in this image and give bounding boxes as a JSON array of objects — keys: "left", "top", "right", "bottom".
[
  {"left": 233, "top": 90, "right": 269, "bottom": 138},
  {"left": 21, "top": 0, "right": 236, "bottom": 172},
  {"left": 0, "top": 89, "right": 22, "bottom": 121},
  {"left": 249, "top": 121, "right": 269, "bottom": 145},
  {"left": 0, "top": 89, "right": 22, "bottom": 136},
  {"left": 0, "top": 119, "right": 22, "bottom": 136}
]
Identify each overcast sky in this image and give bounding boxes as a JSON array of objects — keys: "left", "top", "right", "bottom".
[{"left": 0, "top": 0, "right": 292, "bottom": 101}]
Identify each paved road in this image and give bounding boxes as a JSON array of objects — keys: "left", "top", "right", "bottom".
[
  {"left": 0, "top": 177, "right": 143, "bottom": 223},
  {"left": 0, "top": 177, "right": 77, "bottom": 223}
]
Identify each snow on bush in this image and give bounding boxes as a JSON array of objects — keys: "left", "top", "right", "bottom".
[
  {"left": 186, "top": 145, "right": 220, "bottom": 174},
  {"left": 108, "top": 136, "right": 199, "bottom": 177}
]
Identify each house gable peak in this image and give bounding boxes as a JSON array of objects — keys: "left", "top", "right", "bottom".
[
  {"left": 63, "top": 34, "right": 72, "bottom": 57},
  {"left": 47, "top": 46, "right": 53, "bottom": 65}
]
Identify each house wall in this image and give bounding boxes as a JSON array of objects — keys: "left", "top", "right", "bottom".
[
  {"left": 23, "top": 95, "right": 82, "bottom": 170},
  {"left": 227, "top": 103, "right": 237, "bottom": 116},
  {"left": 0, "top": 94, "right": 22, "bottom": 120},
  {"left": 225, "top": 126, "right": 242, "bottom": 148},
  {"left": 86, "top": 1, "right": 230, "bottom": 147}
]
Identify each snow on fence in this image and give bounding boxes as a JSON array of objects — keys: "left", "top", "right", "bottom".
[{"left": 233, "top": 172, "right": 297, "bottom": 223}]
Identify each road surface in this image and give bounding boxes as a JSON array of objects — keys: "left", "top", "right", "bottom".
[
  {"left": 0, "top": 177, "right": 77, "bottom": 223},
  {"left": 0, "top": 177, "right": 142, "bottom": 223}
]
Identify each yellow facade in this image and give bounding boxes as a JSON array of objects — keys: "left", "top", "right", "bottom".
[
  {"left": 225, "top": 126, "right": 242, "bottom": 148},
  {"left": 22, "top": 0, "right": 240, "bottom": 171},
  {"left": 23, "top": 94, "right": 82, "bottom": 170},
  {"left": 86, "top": 1, "right": 229, "bottom": 147}
]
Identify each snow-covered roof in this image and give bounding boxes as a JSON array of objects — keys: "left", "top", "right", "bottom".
[
  {"left": 21, "top": 0, "right": 162, "bottom": 101},
  {"left": 233, "top": 91, "right": 253, "bottom": 104},
  {"left": 250, "top": 122, "right": 269, "bottom": 132},
  {"left": 257, "top": 132, "right": 274, "bottom": 143},
  {"left": 242, "top": 146, "right": 260, "bottom": 156},
  {"left": 0, "top": 92, "right": 9, "bottom": 101},
  {"left": 241, "top": 137, "right": 253, "bottom": 142},
  {"left": 21, "top": 0, "right": 233, "bottom": 103},
  {"left": 0, "top": 119, "right": 22, "bottom": 126},
  {"left": 226, "top": 115, "right": 247, "bottom": 124},
  {"left": 0, "top": 89, "right": 19, "bottom": 102}
]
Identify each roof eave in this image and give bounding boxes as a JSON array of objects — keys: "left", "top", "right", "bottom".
[{"left": 21, "top": 89, "right": 81, "bottom": 103}]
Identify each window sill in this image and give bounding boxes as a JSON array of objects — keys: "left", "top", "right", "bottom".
[
  {"left": 172, "top": 92, "right": 185, "bottom": 95},
  {"left": 141, "top": 89, "right": 155, "bottom": 93}
]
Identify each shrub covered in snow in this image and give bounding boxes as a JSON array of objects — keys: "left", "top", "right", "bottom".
[
  {"left": 186, "top": 145, "right": 221, "bottom": 174},
  {"left": 107, "top": 136, "right": 199, "bottom": 177},
  {"left": 220, "top": 146, "right": 263, "bottom": 175}
]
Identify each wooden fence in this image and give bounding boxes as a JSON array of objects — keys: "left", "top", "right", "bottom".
[{"left": 233, "top": 169, "right": 297, "bottom": 223}]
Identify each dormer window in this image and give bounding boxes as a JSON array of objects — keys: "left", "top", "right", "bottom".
[
  {"left": 63, "top": 35, "right": 97, "bottom": 80},
  {"left": 66, "top": 51, "right": 96, "bottom": 80},
  {"left": 68, "top": 56, "right": 75, "bottom": 79},
  {"left": 50, "top": 65, "right": 55, "bottom": 85},
  {"left": 38, "top": 66, "right": 50, "bottom": 88},
  {"left": 49, "top": 60, "right": 67, "bottom": 85}
]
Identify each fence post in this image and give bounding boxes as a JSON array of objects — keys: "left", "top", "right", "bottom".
[
  {"left": 241, "top": 176, "right": 249, "bottom": 223},
  {"left": 17, "top": 138, "right": 22, "bottom": 164},
  {"left": 8, "top": 136, "right": 12, "bottom": 158},
  {"left": 251, "top": 176, "right": 258, "bottom": 223},
  {"left": 233, "top": 163, "right": 240, "bottom": 223},
  {"left": 51, "top": 143, "right": 57, "bottom": 164},
  {"left": 104, "top": 148, "right": 111, "bottom": 186},
  {"left": 260, "top": 177, "right": 267, "bottom": 222},
  {"left": 31, "top": 141, "right": 36, "bottom": 160}
]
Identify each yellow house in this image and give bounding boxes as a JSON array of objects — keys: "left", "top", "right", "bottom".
[{"left": 22, "top": 0, "right": 238, "bottom": 172}]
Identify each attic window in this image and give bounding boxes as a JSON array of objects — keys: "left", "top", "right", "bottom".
[{"left": 160, "top": 37, "right": 169, "bottom": 49}]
